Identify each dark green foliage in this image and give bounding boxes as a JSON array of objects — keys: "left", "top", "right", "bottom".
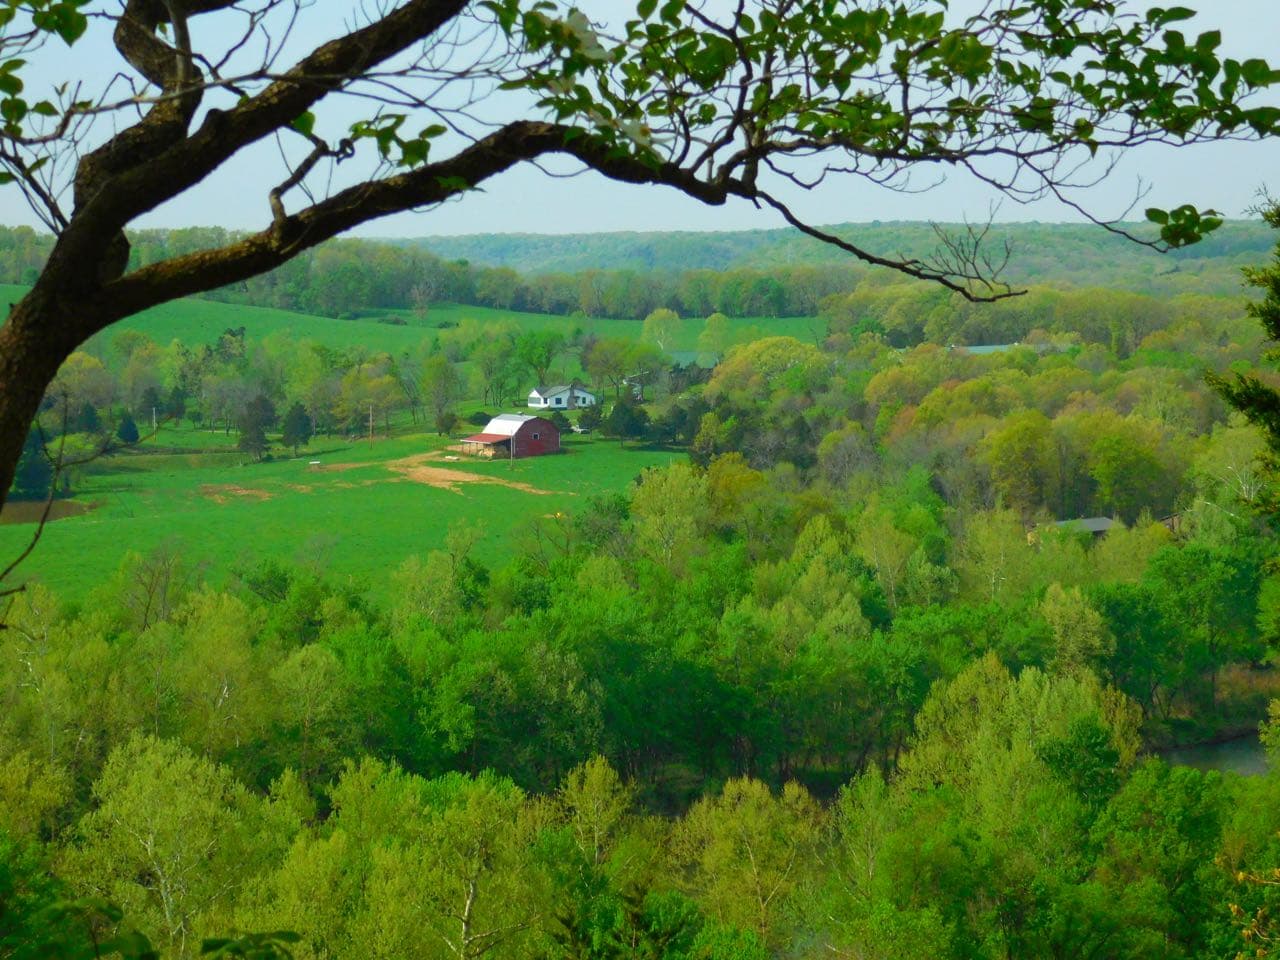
[
  {"left": 1036, "top": 716, "right": 1121, "bottom": 816},
  {"left": 165, "top": 386, "right": 187, "bottom": 422},
  {"left": 578, "top": 403, "right": 603, "bottom": 432},
  {"left": 280, "top": 402, "right": 311, "bottom": 455},
  {"left": 237, "top": 395, "right": 275, "bottom": 461},
  {"left": 604, "top": 399, "right": 649, "bottom": 445},
  {"left": 139, "top": 386, "right": 163, "bottom": 419},
  {"left": 10, "top": 428, "right": 51, "bottom": 501},
  {"left": 1213, "top": 204, "right": 1280, "bottom": 522},
  {"left": 69, "top": 402, "right": 101, "bottom": 435},
  {"left": 115, "top": 412, "right": 139, "bottom": 444}
]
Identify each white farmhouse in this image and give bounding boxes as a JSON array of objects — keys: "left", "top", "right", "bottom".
[{"left": 527, "top": 382, "right": 598, "bottom": 410}]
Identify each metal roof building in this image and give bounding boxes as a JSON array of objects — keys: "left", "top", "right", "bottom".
[{"left": 460, "top": 414, "right": 561, "bottom": 459}]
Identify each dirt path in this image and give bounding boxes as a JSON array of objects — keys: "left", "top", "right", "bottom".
[
  {"left": 200, "top": 484, "right": 273, "bottom": 504},
  {"left": 384, "top": 452, "right": 562, "bottom": 495}
]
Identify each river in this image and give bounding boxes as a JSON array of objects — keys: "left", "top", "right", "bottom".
[{"left": 1160, "top": 735, "right": 1270, "bottom": 776}]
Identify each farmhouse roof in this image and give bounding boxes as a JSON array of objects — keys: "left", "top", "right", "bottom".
[
  {"left": 532, "top": 382, "right": 593, "bottom": 396},
  {"left": 460, "top": 432, "right": 510, "bottom": 445},
  {"left": 1055, "top": 517, "right": 1117, "bottom": 534}
]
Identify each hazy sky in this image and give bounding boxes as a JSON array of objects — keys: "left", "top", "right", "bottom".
[{"left": 2, "top": 1, "right": 1278, "bottom": 238}]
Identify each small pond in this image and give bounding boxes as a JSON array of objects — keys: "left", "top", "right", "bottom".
[
  {"left": 0, "top": 499, "right": 99, "bottom": 525},
  {"left": 1160, "top": 735, "right": 1269, "bottom": 777}
]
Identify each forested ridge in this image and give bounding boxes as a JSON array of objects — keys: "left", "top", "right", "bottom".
[
  {"left": 0, "top": 221, "right": 1270, "bottom": 327},
  {"left": 412, "top": 219, "right": 1278, "bottom": 284}
]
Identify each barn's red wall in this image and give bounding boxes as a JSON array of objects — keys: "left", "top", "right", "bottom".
[{"left": 510, "top": 418, "right": 560, "bottom": 458}]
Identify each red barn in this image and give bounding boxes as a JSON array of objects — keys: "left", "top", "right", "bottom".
[{"left": 461, "top": 414, "right": 561, "bottom": 459}]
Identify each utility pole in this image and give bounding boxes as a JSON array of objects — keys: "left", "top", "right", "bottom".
[
  {"left": 151, "top": 406, "right": 157, "bottom": 433},
  {"left": 368, "top": 404, "right": 374, "bottom": 448}
]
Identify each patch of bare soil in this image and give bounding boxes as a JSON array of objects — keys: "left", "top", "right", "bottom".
[
  {"left": 385, "top": 453, "right": 562, "bottom": 495},
  {"left": 200, "top": 484, "right": 273, "bottom": 504},
  {"left": 0, "top": 499, "right": 100, "bottom": 524}
]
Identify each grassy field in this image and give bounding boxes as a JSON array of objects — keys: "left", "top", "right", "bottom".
[
  {"left": 0, "top": 421, "right": 677, "bottom": 605},
  {"left": 0, "top": 283, "right": 820, "bottom": 359}
]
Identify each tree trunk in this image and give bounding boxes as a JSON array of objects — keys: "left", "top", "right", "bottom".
[{"left": 0, "top": 293, "right": 96, "bottom": 511}]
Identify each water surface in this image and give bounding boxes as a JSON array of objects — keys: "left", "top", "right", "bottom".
[{"left": 1161, "top": 735, "right": 1269, "bottom": 776}]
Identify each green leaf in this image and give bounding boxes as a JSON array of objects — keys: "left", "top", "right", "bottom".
[
  {"left": 1145, "top": 207, "right": 1169, "bottom": 225},
  {"left": 290, "top": 111, "right": 316, "bottom": 137}
]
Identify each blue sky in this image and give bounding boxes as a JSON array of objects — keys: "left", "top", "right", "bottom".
[{"left": 1, "top": 1, "right": 1277, "bottom": 237}]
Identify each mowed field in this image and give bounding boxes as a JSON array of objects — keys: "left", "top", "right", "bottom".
[
  {"left": 0, "top": 423, "right": 677, "bottom": 604},
  {"left": 0, "top": 283, "right": 819, "bottom": 357}
]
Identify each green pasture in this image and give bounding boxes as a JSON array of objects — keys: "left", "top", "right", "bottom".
[
  {"left": 1, "top": 283, "right": 820, "bottom": 360},
  {"left": 0, "top": 423, "right": 675, "bottom": 605},
  {"left": 378, "top": 304, "right": 821, "bottom": 352}
]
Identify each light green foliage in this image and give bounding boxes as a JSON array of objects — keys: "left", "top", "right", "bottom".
[
  {"left": 981, "top": 409, "right": 1057, "bottom": 515},
  {"left": 268, "top": 646, "right": 354, "bottom": 788},
  {"left": 640, "top": 308, "right": 679, "bottom": 354},
  {"left": 955, "top": 508, "right": 1034, "bottom": 603},
  {"left": 357, "top": 773, "right": 547, "bottom": 960},
  {"left": 899, "top": 653, "right": 1141, "bottom": 802},
  {"left": 422, "top": 355, "right": 463, "bottom": 435},
  {"left": 167, "top": 590, "right": 267, "bottom": 760},
  {"left": 1090, "top": 520, "right": 1172, "bottom": 584},
  {"left": 1042, "top": 583, "right": 1115, "bottom": 677},
  {"left": 0, "top": 750, "right": 70, "bottom": 840},
  {"left": 704, "top": 337, "right": 825, "bottom": 406},
  {"left": 61, "top": 736, "right": 298, "bottom": 958},
  {"left": 674, "top": 778, "right": 821, "bottom": 951},
  {"left": 629, "top": 461, "right": 708, "bottom": 574}
]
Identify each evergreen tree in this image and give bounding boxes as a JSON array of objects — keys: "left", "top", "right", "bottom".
[
  {"left": 280, "top": 402, "right": 311, "bottom": 456},
  {"left": 166, "top": 385, "right": 187, "bottom": 423},
  {"left": 1211, "top": 203, "right": 1280, "bottom": 522},
  {"left": 11, "top": 429, "right": 52, "bottom": 501},
  {"left": 139, "top": 386, "right": 163, "bottom": 422},
  {"left": 578, "top": 403, "right": 603, "bottom": 432},
  {"left": 71, "top": 402, "right": 102, "bottom": 435},
  {"left": 237, "top": 395, "right": 276, "bottom": 461},
  {"left": 604, "top": 399, "right": 650, "bottom": 447},
  {"left": 116, "top": 412, "right": 139, "bottom": 445}
]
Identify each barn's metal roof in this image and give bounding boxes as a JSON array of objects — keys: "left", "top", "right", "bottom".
[
  {"left": 461, "top": 433, "right": 510, "bottom": 444},
  {"left": 482, "top": 413, "right": 538, "bottom": 437}
]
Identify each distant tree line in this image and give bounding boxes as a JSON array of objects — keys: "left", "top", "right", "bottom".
[
  {"left": 0, "top": 223, "right": 1269, "bottom": 328},
  {"left": 0, "top": 225, "right": 862, "bottom": 320}
]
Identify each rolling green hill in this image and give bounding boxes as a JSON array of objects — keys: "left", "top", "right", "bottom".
[
  {"left": 409, "top": 220, "right": 1272, "bottom": 295},
  {"left": 0, "top": 284, "right": 817, "bottom": 360}
]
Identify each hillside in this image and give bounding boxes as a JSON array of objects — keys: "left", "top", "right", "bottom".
[{"left": 409, "top": 219, "right": 1273, "bottom": 294}]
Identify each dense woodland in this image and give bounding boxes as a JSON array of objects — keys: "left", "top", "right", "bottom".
[{"left": 8, "top": 222, "right": 1280, "bottom": 957}]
